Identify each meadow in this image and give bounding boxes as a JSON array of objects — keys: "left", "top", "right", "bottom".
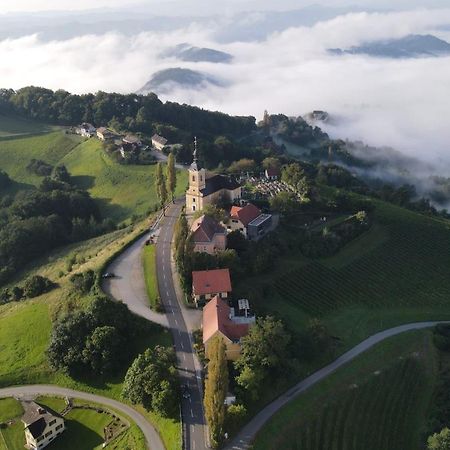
[
  {"left": 143, "top": 244, "right": 160, "bottom": 310},
  {"left": 253, "top": 330, "right": 436, "bottom": 450},
  {"left": 0, "top": 116, "right": 188, "bottom": 223}
]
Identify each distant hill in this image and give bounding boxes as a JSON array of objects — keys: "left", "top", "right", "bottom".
[
  {"left": 138, "top": 68, "right": 223, "bottom": 94},
  {"left": 329, "top": 34, "right": 450, "bottom": 58},
  {"left": 162, "top": 43, "right": 232, "bottom": 63}
]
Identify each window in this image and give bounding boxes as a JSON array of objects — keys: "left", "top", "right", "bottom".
[
  {"left": 49, "top": 420, "right": 56, "bottom": 426},
  {"left": 192, "top": 175, "right": 196, "bottom": 182},
  {"left": 56, "top": 424, "right": 63, "bottom": 431},
  {"left": 45, "top": 431, "right": 53, "bottom": 438},
  {"left": 37, "top": 436, "right": 44, "bottom": 443},
  {"left": 192, "top": 205, "right": 196, "bottom": 211},
  {"left": 200, "top": 175, "right": 203, "bottom": 181},
  {"left": 193, "top": 198, "right": 196, "bottom": 202}
]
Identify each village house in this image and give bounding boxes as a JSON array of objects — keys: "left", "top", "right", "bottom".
[
  {"left": 22, "top": 401, "right": 65, "bottom": 450},
  {"left": 151, "top": 134, "right": 168, "bottom": 151},
  {"left": 192, "top": 268, "right": 232, "bottom": 307},
  {"left": 96, "top": 127, "right": 117, "bottom": 141},
  {"left": 190, "top": 215, "right": 227, "bottom": 254},
  {"left": 203, "top": 296, "right": 255, "bottom": 360},
  {"left": 265, "top": 166, "right": 280, "bottom": 181},
  {"left": 123, "top": 134, "right": 142, "bottom": 147},
  {"left": 186, "top": 142, "right": 241, "bottom": 213},
  {"left": 75, "top": 122, "right": 96, "bottom": 138},
  {"left": 224, "top": 202, "right": 275, "bottom": 240}
]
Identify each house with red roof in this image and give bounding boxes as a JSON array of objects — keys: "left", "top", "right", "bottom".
[
  {"left": 192, "top": 268, "right": 232, "bottom": 306},
  {"left": 190, "top": 215, "right": 227, "bottom": 255},
  {"left": 224, "top": 202, "right": 274, "bottom": 240},
  {"left": 265, "top": 166, "right": 280, "bottom": 181},
  {"left": 203, "top": 296, "right": 255, "bottom": 360}
]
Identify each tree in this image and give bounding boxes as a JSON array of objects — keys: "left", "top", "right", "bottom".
[
  {"left": 82, "top": 326, "right": 124, "bottom": 374},
  {"left": 428, "top": 428, "right": 450, "bottom": 450},
  {"left": 0, "top": 170, "right": 11, "bottom": 190},
  {"left": 22, "top": 275, "right": 55, "bottom": 298},
  {"left": 262, "top": 157, "right": 280, "bottom": 171},
  {"left": 228, "top": 158, "right": 257, "bottom": 175},
  {"left": 155, "top": 163, "right": 168, "bottom": 210},
  {"left": 122, "top": 346, "right": 178, "bottom": 417},
  {"left": 269, "top": 191, "right": 299, "bottom": 214},
  {"left": 235, "top": 316, "right": 291, "bottom": 399},
  {"left": 204, "top": 336, "right": 228, "bottom": 448},
  {"left": 52, "top": 164, "right": 72, "bottom": 184},
  {"left": 167, "top": 153, "right": 177, "bottom": 201}
]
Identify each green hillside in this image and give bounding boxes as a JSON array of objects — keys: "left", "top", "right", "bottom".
[
  {"left": 253, "top": 331, "right": 436, "bottom": 450},
  {"left": 0, "top": 118, "right": 188, "bottom": 222},
  {"left": 237, "top": 199, "right": 450, "bottom": 348}
]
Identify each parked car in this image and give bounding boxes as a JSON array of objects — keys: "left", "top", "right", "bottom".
[{"left": 102, "top": 272, "right": 115, "bottom": 279}]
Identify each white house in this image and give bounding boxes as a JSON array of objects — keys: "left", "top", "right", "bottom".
[
  {"left": 151, "top": 134, "right": 168, "bottom": 151},
  {"left": 76, "top": 123, "right": 96, "bottom": 138},
  {"left": 22, "top": 401, "right": 65, "bottom": 450}
]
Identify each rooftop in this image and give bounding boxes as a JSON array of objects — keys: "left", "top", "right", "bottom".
[
  {"left": 230, "top": 203, "right": 261, "bottom": 226},
  {"left": 203, "top": 296, "right": 251, "bottom": 344},
  {"left": 151, "top": 134, "right": 168, "bottom": 145},
  {"left": 192, "top": 268, "right": 232, "bottom": 296},
  {"left": 248, "top": 213, "right": 272, "bottom": 227},
  {"left": 191, "top": 215, "right": 226, "bottom": 243},
  {"left": 200, "top": 174, "right": 241, "bottom": 197},
  {"left": 22, "top": 401, "right": 63, "bottom": 439}
]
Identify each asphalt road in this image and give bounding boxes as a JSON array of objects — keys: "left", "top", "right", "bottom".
[
  {"left": 0, "top": 385, "right": 165, "bottom": 450},
  {"left": 225, "top": 320, "right": 450, "bottom": 450},
  {"left": 156, "top": 201, "right": 207, "bottom": 450},
  {"left": 102, "top": 229, "right": 169, "bottom": 328}
]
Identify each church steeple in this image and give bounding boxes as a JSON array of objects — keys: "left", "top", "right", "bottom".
[{"left": 190, "top": 136, "right": 201, "bottom": 171}]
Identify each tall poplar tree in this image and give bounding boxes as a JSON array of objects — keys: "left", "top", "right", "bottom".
[
  {"left": 155, "top": 162, "right": 168, "bottom": 210},
  {"left": 204, "top": 335, "right": 228, "bottom": 448},
  {"left": 167, "top": 152, "right": 177, "bottom": 201}
]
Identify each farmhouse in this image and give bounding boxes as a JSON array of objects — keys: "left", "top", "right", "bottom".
[
  {"left": 186, "top": 144, "right": 241, "bottom": 213},
  {"left": 22, "top": 401, "right": 65, "bottom": 450},
  {"left": 76, "top": 122, "right": 95, "bottom": 137},
  {"left": 190, "top": 215, "right": 227, "bottom": 254},
  {"left": 203, "top": 296, "right": 255, "bottom": 360},
  {"left": 96, "top": 127, "right": 117, "bottom": 141},
  {"left": 151, "top": 134, "right": 168, "bottom": 151},
  {"left": 192, "top": 268, "right": 232, "bottom": 307}
]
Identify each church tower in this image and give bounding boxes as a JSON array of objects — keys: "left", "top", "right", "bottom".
[{"left": 186, "top": 137, "right": 206, "bottom": 212}]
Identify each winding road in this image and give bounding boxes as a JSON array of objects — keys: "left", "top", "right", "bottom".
[{"left": 0, "top": 385, "right": 165, "bottom": 450}]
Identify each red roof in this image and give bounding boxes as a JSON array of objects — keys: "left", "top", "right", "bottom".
[
  {"left": 192, "top": 269, "right": 232, "bottom": 296},
  {"left": 191, "top": 215, "right": 226, "bottom": 243},
  {"left": 230, "top": 203, "right": 261, "bottom": 227},
  {"left": 266, "top": 167, "right": 280, "bottom": 177},
  {"left": 203, "top": 296, "right": 250, "bottom": 344}
]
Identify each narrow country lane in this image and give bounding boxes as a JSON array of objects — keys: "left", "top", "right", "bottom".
[
  {"left": 0, "top": 385, "right": 165, "bottom": 450},
  {"left": 156, "top": 201, "right": 207, "bottom": 450},
  {"left": 225, "top": 320, "right": 450, "bottom": 450}
]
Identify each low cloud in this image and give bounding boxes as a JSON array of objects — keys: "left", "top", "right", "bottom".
[{"left": 1, "top": 8, "right": 450, "bottom": 169}]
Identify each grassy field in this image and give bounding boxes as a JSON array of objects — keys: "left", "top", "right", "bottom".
[
  {"left": 253, "top": 330, "right": 437, "bottom": 450},
  {"left": 143, "top": 244, "right": 160, "bottom": 310},
  {"left": 237, "top": 200, "right": 450, "bottom": 349},
  {"left": 0, "top": 398, "right": 23, "bottom": 423},
  {"left": 0, "top": 398, "right": 24, "bottom": 450},
  {"left": 0, "top": 117, "right": 188, "bottom": 223}
]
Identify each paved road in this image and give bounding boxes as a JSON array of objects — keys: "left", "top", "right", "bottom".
[
  {"left": 0, "top": 385, "right": 165, "bottom": 450},
  {"left": 225, "top": 320, "right": 450, "bottom": 450},
  {"left": 156, "top": 201, "right": 207, "bottom": 450},
  {"left": 102, "top": 227, "right": 169, "bottom": 328}
]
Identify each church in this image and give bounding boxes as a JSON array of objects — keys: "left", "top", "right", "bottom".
[{"left": 186, "top": 140, "right": 242, "bottom": 213}]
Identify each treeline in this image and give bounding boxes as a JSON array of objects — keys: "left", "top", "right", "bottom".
[
  {"left": 0, "top": 87, "right": 256, "bottom": 138},
  {"left": 0, "top": 166, "right": 114, "bottom": 286}
]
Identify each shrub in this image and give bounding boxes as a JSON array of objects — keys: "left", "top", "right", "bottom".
[{"left": 22, "top": 275, "right": 55, "bottom": 298}]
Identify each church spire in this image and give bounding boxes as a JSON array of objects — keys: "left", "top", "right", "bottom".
[{"left": 190, "top": 136, "right": 200, "bottom": 171}]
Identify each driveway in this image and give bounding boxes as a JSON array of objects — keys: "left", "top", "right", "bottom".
[
  {"left": 0, "top": 385, "right": 165, "bottom": 450},
  {"left": 225, "top": 320, "right": 450, "bottom": 450}
]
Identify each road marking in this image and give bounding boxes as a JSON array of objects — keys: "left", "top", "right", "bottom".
[
  {"left": 175, "top": 319, "right": 178, "bottom": 326},
  {"left": 167, "top": 290, "right": 170, "bottom": 296},
  {"left": 180, "top": 340, "right": 184, "bottom": 350},
  {"left": 193, "top": 440, "right": 196, "bottom": 450},
  {"left": 183, "top": 353, "right": 186, "bottom": 361},
  {"left": 191, "top": 408, "right": 194, "bottom": 418}
]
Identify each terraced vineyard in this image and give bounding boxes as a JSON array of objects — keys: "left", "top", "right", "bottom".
[
  {"left": 257, "top": 357, "right": 428, "bottom": 450},
  {"left": 275, "top": 205, "right": 450, "bottom": 317}
]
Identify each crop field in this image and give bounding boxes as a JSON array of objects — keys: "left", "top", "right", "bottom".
[{"left": 254, "top": 331, "right": 436, "bottom": 450}]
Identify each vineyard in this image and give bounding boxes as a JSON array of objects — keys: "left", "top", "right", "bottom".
[
  {"left": 253, "top": 332, "right": 436, "bottom": 450},
  {"left": 256, "top": 357, "right": 427, "bottom": 450},
  {"left": 245, "top": 200, "right": 450, "bottom": 341}
]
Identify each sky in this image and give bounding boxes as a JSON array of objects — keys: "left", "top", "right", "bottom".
[
  {"left": 2, "top": 0, "right": 450, "bottom": 14},
  {"left": 0, "top": 2, "right": 449, "bottom": 171}
]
